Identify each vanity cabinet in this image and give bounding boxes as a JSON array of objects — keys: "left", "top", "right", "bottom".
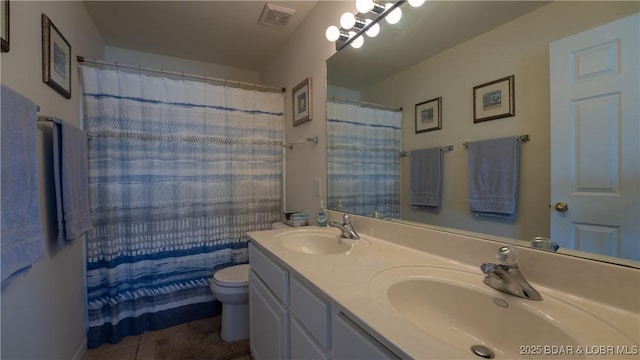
[
  {"left": 249, "top": 242, "right": 403, "bottom": 360},
  {"left": 248, "top": 243, "right": 289, "bottom": 360}
]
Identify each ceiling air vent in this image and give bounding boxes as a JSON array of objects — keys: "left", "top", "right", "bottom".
[{"left": 259, "top": 3, "right": 296, "bottom": 28}]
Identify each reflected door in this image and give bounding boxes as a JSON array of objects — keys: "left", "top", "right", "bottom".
[{"left": 549, "top": 13, "right": 639, "bottom": 261}]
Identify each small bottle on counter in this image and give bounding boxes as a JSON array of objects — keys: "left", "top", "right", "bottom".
[{"left": 316, "top": 201, "right": 328, "bottom": 227}]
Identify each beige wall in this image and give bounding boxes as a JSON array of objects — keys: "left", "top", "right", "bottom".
[
  {"left": 360, "top": 1, "right": 639, "bottom": 240},
  {"left": 262, "top": 1, "right": 352, "bottom": 220},
  {"left": 0, "top": 1, "right": 104, "bottom": 359},
  {"left": 104, "top": 46, "right": 262, "bottom": 84}
]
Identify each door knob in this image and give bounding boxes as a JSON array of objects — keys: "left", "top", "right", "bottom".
[{"left": 554, "top": 202, "right": 569, "bottom": 212}]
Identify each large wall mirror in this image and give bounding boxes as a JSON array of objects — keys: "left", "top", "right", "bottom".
[{"left": 326, "top": 1, "right": 639, "bottom": 267}]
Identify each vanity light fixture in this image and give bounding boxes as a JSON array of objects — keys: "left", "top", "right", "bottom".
[
  {"left": 356, "top": 0, "right": 386, "bottom": 15},
  {"left": 384, "top": 3, "right": 402, "bottom": 24},
  {"left": 325, "top": 25, "right": 349, "bottom": 42},
  {"left": 325, "top": 1, "right": 405, "bottom": 49},
  {"left": 364, "top": 19, "right": 380, "bottom": 38},
  {"left": 340, "top": 12, "right": 366, "bottom": 30},
  {"left": 407, "top": 0, "right": 426, "bottom": 7},
  {"left": 349, "top": 31, "right": 364, "bottom": 48}
]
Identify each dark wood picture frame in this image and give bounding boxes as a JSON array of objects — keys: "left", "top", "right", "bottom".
[
  {"left": 415, "top": 97, "right": 442, "bottom": 133},
  {"left": 1, "top": 1, "right": 9, "bottom": 52},
  {"left": 292, "top": 77, "right": 312, "bottom": 126},
  {"left": 42, "top": 14, "right": 71, "bottom": 99},
  {"left": 473, "top": 75, "right": 515, "bottom": 123}
]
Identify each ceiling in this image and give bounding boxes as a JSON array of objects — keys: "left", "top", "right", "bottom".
[{"left": 83, "top": 1, "right": 319, "bottom": 72}]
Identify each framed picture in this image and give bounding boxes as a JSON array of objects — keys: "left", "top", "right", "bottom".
[
  {"left": 415, "top": 97, "right": 442, "bottom": 133},
  {"left": 473, "top": 75, "right": 514, "bottom": 123},
  {"left": 1, "top": 1, "right": 9, "bottom": 52},
  {"left": 292, "top": 77, "right": 312, "bottom": 126},
  {"left": 42, "top": 14, "right": 71, "bottom": 99}
]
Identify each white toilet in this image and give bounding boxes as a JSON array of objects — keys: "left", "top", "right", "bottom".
[{"left": 210, "top": 263, "right": 251, "bottom": 342}]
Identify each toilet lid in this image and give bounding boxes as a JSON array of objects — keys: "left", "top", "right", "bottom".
[{"left": 212, "top": 264, "right": 250, "bottom": 287}]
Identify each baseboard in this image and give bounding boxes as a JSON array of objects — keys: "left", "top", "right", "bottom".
[{"left": 72, "top": 336, "right": 87, "bottom": 360}]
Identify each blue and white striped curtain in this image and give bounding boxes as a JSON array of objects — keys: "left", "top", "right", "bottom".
[
  {"left": 326, "top": 101, "right": 401, "bottom": 219},
  {"left": 80, "top": 66, "right": 283, "bottom": 348}
]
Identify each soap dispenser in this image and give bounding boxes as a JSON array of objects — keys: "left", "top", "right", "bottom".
[{"left": 316, "top": 201, "right": 328, "bottom": 227}]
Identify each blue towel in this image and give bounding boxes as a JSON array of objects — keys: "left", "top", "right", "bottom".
[
  {"left": 1, "top": 85, "right": 45, "bottom": 283},
  {"left": 52, "top": 118, "right": 92, "bottom": 246},
  {"left": 410, "top": 147, "right": 443, "bottom": 208},
  {"left": 467, "top": 136, "right": 520, "bottom": 218}
]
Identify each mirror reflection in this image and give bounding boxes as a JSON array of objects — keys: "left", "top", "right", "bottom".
[{"left": 326, "top": 1, "right": 639, "bottom": 265}]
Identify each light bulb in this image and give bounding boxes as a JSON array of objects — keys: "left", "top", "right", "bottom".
[
  {"left": 340, "top": 12, "right": 356, "bottom": 29},
  {"left": 408, "top": 0, "right": 426, "bottom": 7},
  {"left": 364, "top": 19, "right": 380, "bottom": 38},
  {"left": 349, "top": 31, "right": 364, "bottom": 48},
  {"left": 385, "top": 4, "right": 402, "bottom": 25},
  {"left": 325, "top": 25, "right": 340, "bottom": 42},
  {"left": 355, "top": 0, "right": 374, "bottom": 13}
]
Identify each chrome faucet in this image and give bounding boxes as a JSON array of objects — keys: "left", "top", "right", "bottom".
[
  {"left": 329, "top": 214, "right": 360, "bottom": 240},
  {"left": 480, "top": 246, "right": 543, "bottom": 301}
]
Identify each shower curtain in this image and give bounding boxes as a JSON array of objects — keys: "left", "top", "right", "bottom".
[
  {"left": 326, "top": 101, "right": 401, "bottom": 219},
  {"left": 80, "top": 66, "right": 283, "bottom": 347}
]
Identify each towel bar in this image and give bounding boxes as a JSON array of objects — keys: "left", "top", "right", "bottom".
[
  {"left": 400, "top": 145, "right": 454, "bottom": 157},
  {"left": 463, "top": 134, "right": 529, "bottom": 148},
  {"left": 284, "top": 136, "right": 318, "bottom": 149}
]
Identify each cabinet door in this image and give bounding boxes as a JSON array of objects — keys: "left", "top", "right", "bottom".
[
  {"left": 291, "top": 318, "right": 330, "bottom": 360},
  {"left": 249, "top": 271, "right": 289, "bottom": 360},
  {"left": 332, "top": 311, "right": 401, "bottom": 360},
  {"left": 290, "top": 276, "right": 330, "bottom": 349}
]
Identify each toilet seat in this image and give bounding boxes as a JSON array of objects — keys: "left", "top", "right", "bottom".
[{"left": 212, "top": 264, "right": 250, "bottom": 288}]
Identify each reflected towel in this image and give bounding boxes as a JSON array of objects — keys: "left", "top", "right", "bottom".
[
  {"left": 52, "top": 118, "right": 92, "bottom": 246},
  {"left": 410, "top": 147, "right": 443, "bottom": 208},
  {"left": 1, "top": 85, "right": 45, "bottom": 283},
  {"left": 467, "top": 136, "right": 520, "bottom": 218}
]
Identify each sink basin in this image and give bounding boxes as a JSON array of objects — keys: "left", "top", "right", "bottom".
[
  {"left": 275, "top": 228, "right": 369, "bottom": 255},
  {"left": 370, "top": 266, "right": 635, "bottom": 359}
]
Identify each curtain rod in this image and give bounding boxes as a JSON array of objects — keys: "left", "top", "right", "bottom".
[
  {"left": 328, "top": 96, "right": 402, "bottom": 112},
  {"left": 77, "top": 56, "right": 286, "bottom": 94}
]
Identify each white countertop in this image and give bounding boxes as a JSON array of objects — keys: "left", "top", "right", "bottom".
[{"left": 247, "top": 226, "right": 639, "bottom": 359}]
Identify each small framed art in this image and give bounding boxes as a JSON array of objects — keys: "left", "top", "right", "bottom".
[
  {"left": 42, "top": 14, "right": 71, "bottom": 99},
  {"left": 473, "top": 75, "right": 514, "bottom": 123},
  {"left": 1, "top": 1, "right": 9, "bottom": 52},
  {"left": 415, "top": 97, "right": 442, "bottom": 133},
  {"left": 292, "top": 77, "right": 312, "bottom": 126}
]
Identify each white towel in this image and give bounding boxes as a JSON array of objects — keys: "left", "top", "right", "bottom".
[
  {"left": 410, "top": 147, "right": 443, "bottom": 208},
  {"left": 52, "top": 118, "right": 92, "bottom": 246},
  {"left": 1, "top": 85, "right": 45, "bottom": 283},
  {"left": 467, "top": 136, "right": 520, "bottom": 218}
]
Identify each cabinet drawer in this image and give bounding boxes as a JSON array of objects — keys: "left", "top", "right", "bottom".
[
  {"left": 249, "top": 242, "right": 288, "bottom": 305},
  {"left": 290, "top": 276, "right": 330, "bottom": 349}
]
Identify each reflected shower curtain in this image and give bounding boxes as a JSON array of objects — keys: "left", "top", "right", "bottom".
[
  {"left": 327, "top": 101, "right": 401, "bottom": 218},
  {"left": 80, "top": 66, "right": 283, "bottom": 347}
]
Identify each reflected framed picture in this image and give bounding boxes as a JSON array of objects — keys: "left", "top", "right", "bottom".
[
  {"left": 42, "top": 14, "right": 71, "bottom": 99},
  {"left": 1, "top": 1, "right": 9, "bottom": 52},
  {"left": 415, "top": 97, "right": 442, "bottom": 133},
  {"left": 473, "top": 75, "right": 514, "bottom": 123},
  {"left": 292, "top": 77, "right": 312, "bottom": 126}
]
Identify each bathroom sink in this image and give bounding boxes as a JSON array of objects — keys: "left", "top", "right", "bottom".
[
  {"left": 275, "top": 228, "right": 369, "bottom": 255},
  {"left": 369, "top": 266, "right": 635, "bottom": 359}
]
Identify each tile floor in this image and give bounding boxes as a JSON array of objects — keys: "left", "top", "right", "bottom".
[{"left": 82, "top": 317, "right": 251, "bottom": 360}]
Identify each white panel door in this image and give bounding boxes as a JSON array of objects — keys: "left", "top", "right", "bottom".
[{"left": 549, "top": 13, "right": 639, "bottom": 261}]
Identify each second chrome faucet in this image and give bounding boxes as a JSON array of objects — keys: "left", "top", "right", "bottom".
[{"left": 481, "top": 246, "right": 543, "bottom": 301}]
